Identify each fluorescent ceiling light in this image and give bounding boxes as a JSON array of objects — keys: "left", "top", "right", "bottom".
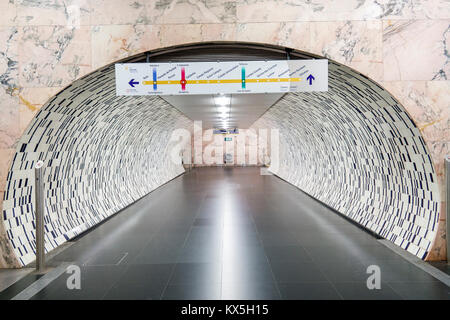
[{"left": 215, "top": 96, "right": 230, "bottom": 106}]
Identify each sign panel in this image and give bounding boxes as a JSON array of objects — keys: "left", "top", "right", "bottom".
[
  {"left": 213, "top": 128, "right": 239, "bottom": 134},
  {"left": 115, "top": 59, "right": 328, "bottom": 96}
]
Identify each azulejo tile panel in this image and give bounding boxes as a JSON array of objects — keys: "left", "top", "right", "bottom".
[
  {"left": 2, "top": 65, "right": 192, "bottom": 266},
  {"left": 251, "top": 61, "right": 441, "bottom": 259}
]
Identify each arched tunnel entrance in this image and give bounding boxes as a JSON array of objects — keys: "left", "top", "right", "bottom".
[{"left": 0, "top": 42, "right": 446, "bottom": 300}]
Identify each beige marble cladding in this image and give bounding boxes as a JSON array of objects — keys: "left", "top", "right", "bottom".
[
  {"left": 236, "top": 0, "right": 450, "bottom": 22},
  {"left": 0, "top": 26, "right": 18, "bottom": 94},
  {"left": 0, "top": 0, "right": 17, "bottom": 27},
  {"left": 90, "top": 0, "right": 236, "bottom": 25},
  {"left": 16, "top": 0, "right": 91, "bottom": 26},
  {"left": 0, "top": 93, "right": 20, "bottom": 150},
  {"left": 91, "top": 25, "right": 161, "bottom": 69},
  {"left": 18, "top": 87, "right": 63, "bottom": 133},
  {"left": 310, "top": 21, "right": 383, "bottom": 80},
  {"left": 0, "top": 26, "right": 19, "bottom": 150},
  {"left": 158, "top": 24, "right": 204, "bottom": 47},
  {"left": 237, "top": 0, "right": 382, "bottom": 22},
  {"left": 383, "top": 20, "right": 450, "bottom": 81},
  {"left": 90, "top": 23, "right": 238, "bottom": 69},
  {"left": 148, "top": 0, "right": 237, "bottom": 24},
  {"left": 89, "top": 0, "right": 150, "bottom": 25},
  {"left": 377, "top": 0, "right": 450, "bottom": 20},
  {"left": 199, "top": 24, "right": 237, "bottom": 42},
  {"left": 0, "top": 0, "right": 448, "bottom": 265},
  {"left": 236, "top": 22, "right": 310, "bottom": 50},
  {"left": 18, "top": 25, "right": 91, "bottom": 87}
]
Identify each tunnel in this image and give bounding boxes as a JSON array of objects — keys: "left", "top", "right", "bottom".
[{"left": 0, "top": 42, "right": 446, "bottom": 300}]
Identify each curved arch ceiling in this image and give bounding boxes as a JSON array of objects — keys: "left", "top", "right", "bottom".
[{"left": 0, "top": 42, "right": 440, "bottom": 266}]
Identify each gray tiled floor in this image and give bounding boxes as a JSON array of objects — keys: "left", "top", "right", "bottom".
[{"left": 7, "top": 167, "right": 448, "bottom": 300}]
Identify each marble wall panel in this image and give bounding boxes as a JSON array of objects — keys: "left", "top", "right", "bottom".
[
  {"left": 16, "top": 0, "right": 91, "bottom": 26},
  {"left": 89, "top": 0, "right": 150, "bottom": 25},
  {"left": 310, "top": 21, "right": 382, "bottom": 80},
  {"left": 18, "top": 25, "right": 91, "bottom": 87},
  {"left": 18, "top": 87, "right": 63, "bottom": 133},
  {"left": 377, "top": 0, "right": 450, "bottom": 20},
  {"left": 0, "top": 92, "right": 19, "bottom": 150},
  {"left": 383, "top": 20, "right": 450, "bottom": 81},
  {"left": 0, "top": 0, "right": 17, "bottom": 27},
  {"left": 237, "top": 0, "right": 374, "bottom": 22},
  {"left": 91, "top": 25, "right": 161, "bottom": 69},
  {"left": 236, "top": 0, "right": 450, "bottom": 22},
  {"left": 236, "top": 22, "right": 310, "bottom": 51},
  {"left": 148, "top": 0, "right": 237, "bottom": 24},
  {"left": 159, "top": 24, "right": 203, "bottom": 47},
  {"left": 0, "top": 25, "right": 20, "bottom": 150},
  {"left": 200, "top": 24, "right": 237, "bottom": 42},
  {"left": 0, "top": 26, "right": 18, "bottom": 90}
]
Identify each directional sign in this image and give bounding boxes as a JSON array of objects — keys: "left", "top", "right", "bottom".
[
  {"left": 128, "top": 79, "right": 139, "bottom": 87},
  {"left": 115, "top": 59, "right": 328, "bottom": 96}
]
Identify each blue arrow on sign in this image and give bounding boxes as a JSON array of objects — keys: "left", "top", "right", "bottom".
[
  {"left": 306, "top": 74, "right": 315, "bottom": 85},
  {"left": 128, "top": 79, "right": 139, "bottom": 87}
]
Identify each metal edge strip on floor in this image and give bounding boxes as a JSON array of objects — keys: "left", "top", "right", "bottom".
[
  {"left": 17, "top": 171, "right": 189, "bottom": 272},
  {"left": 11, "top": 262, "right": 73, "bottom": 300},
  {"left": 378, "top": 239, "right": 450, "bottom": 287},
  {"left": 5, "top": 171, "right": 189, "bottom": 300},
  {"left": 0, "top": 268, "right": 35, "bottom": 293},
  {"left": 24, "top": 242, "right": 75, "bottom": 269}
]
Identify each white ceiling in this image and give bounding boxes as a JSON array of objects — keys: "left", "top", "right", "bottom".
[{"left": 162, "top": 93, "right": 283, "bottom": 129}]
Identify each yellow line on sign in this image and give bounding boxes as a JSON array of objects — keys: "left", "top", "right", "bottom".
[
  {"left": 142, "top": 78, "right": 301, "bottom": 85},
  {"left": 246, "top": 78, "right": 301, "bottom": 83}
]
